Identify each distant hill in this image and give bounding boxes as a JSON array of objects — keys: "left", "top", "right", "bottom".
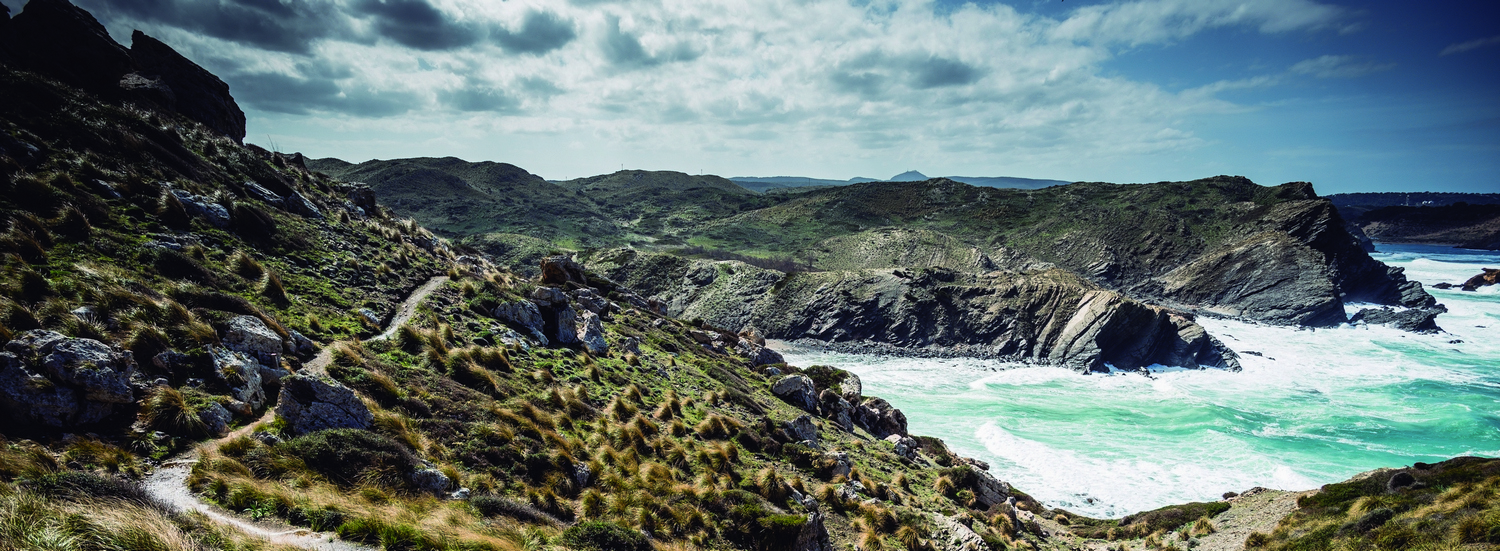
[
  {"left": 731, "top": 171, "right": 1070, "bottom": 193},
  {"left": 1327, "top": 192, "right": 1500, "bottom": 249}
]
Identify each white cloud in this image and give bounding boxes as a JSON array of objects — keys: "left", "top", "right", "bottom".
[
  {"left": 81, "top": 0, "right": 1356, "bottom": 179},
  {"left": 1289, "top": 55, "right": 1394, "bottom": 79},
  {"left": 1441, "top": 35, "right": 1500, "bottom": 56}
]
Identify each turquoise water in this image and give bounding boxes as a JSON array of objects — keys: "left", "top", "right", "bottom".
[{"left": 774, "top": 244, "right": 1500, "bottom": 518}]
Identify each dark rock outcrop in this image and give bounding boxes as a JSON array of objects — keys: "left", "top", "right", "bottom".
[
  {"left": 1142, "top": 232, "right": 1346, "bottom": 326},
  {"left": 586, "top": 249, "right": 1241, "bottom": 372},
  {"left": 1350, "top": 307, "right": 1444, "bottom": 333},
  {"left": 1462, "top": 268, "right": 1499, "bottom": 292},
  {"left": 855, "top": 398, "right": 908, "bottom": 438},
  {"left": 0, "top": 0, "right": 246, "bottom": 142},
  {"left": 128, "top": 30, "right": 246, "bottom": 142}
]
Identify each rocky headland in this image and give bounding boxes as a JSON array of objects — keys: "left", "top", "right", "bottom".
[{"left": 584, "top": 249, "right": 1239, "bottom": 372}]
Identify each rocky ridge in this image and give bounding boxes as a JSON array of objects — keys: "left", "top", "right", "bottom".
[{"left": 585, "top": 248, "right": 1239, "bottom": 372}]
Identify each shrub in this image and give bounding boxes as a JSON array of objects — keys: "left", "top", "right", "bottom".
[
  {"left": 276, "top": 429, "right": 418, "bottom": 487},
  {"left": 262, "top": 271, "right": 289, "bottom": 304},
  {"left": 21, "top": 471, "right": 148, "bottom": 504},
  {"left": 558, "top": 521, "right": 651, "bottom": 551},
  {"left": 471, "top": 495, "right": 555, "bottom": 524},
  {"left": 138, "top": 386, "right": 211, "bottom": 438}
]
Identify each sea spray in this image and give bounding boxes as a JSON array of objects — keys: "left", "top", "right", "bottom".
[{"left": 773, "top": 244, "right": 1500, "bottom": 518}]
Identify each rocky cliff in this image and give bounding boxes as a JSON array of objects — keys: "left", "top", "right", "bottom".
[
  {"left": 0, "top": 0, "right": 246, "bottom": 142},
  {"left": 585, "top": 249, "right": 1240, "bottom": 372}
]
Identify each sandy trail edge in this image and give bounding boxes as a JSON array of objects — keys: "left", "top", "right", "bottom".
[{"left": 142, "top": 276, "right": 450, "bottom": 550}]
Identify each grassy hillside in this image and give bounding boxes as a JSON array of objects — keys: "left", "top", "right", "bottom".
[{"left": 0, "top": 44, "right": 1076, "bottom": 551}]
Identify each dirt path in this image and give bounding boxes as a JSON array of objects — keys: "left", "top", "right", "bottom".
[{"left": 142, "top": 276, "right": 450, "bottom": 550}]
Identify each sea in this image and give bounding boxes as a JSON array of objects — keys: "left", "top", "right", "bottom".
[{"left": 772, "top": 243, "right": 1500, "bottom": 518}]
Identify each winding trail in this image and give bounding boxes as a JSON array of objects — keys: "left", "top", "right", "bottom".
[{"left": 142, "top": 276, "right": 450, "bottom": 550}]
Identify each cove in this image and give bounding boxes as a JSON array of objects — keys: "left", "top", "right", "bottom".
[{"left": 774, "top": 244, "right": 1500, "bottom": 518}]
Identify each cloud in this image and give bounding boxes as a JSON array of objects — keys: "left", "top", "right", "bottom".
[
  {"left": 69, "top": 0, "right": 1361, "bottom": 176},
  {"left": 1290, "top": 55, "right": 1394, "bottom": 79},
  {"left": 1050, "top": 0, "right": 1354, "bottom": 46},
  {"left": 1441, "top": 35, "right": 1500, "bottom": 56},
  {"left": 353, "top": 0, "right": 481, "bottom": 51},
  {"left": 494, "top": 10, "right": 576, "bottom": 54},
  {"left": 73, "top": 0, "right": 352, "bottom": 54}
]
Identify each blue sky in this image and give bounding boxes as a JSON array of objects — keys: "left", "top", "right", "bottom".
[{"left": 24, "top": 0, "right": 1500, "bottom": 193}]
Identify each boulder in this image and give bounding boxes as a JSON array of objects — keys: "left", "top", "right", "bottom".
[
  {"left": 411, "top": 468, "right": 452, "bottom": 494},
  {"left": 41, "top": 337, "right": 135, "bottom": 404},
  {"left": 494, "top": 300, "right": 546, "bottom": 343},
  {"left": 576, "top": 310, "right": 609, "bottom": 355},
  {"left": 885, "top": 434, "right": 919, "bottom": 461},
  {"left": 837, "top": 372, "right": 862, "bottom": 403},
  {"left": 816, "top": 390, "right": 853, "bottom": 432},
  {"left": 243, "top": 181, "right": 283, "bottom": 206},
  {"left": 5, "top": 329, "right": 68, "bottom": 357},
  {"left": 825, "top": 451, "right": 852, "bottom": 478},
  {"left": 784, "top": 414, "right": 819, "bottom": 444},
  {"left": 284, "top": 191, "right": 323, "bottom": 218},
  {"left": 1462, "top": 268, "right": 1499, "bottom": 292},
  {"left": 970, "top": 468, "right": 1012, "bottom": 508},
  {"left": 128, "top": 30, "right": 246, "bottom": 142},
  {"left": 198, "top": 401, "right": 232, "bottom": 436},
  {"left": 929, "top": 514, "right": 987, "bottom": 551},
  {"left": 284, "top": 330, "right": 317, "bottom": 359},
  {"left": 539, "top": 255, "right": 588, "bottom": 286},
  {"left": 572, "top": 462, "right": 592, "bottom": 488},
  {"left": 347, "top": 184, "right": 377, "bottom": 213},
  {"left": 771, "top": 374, "right": 818, "bottom": 412},
  {"left": 0, "top": 351, "right": 83, "bottom": 427},
  {"left": 854, "top": 398, "right": 907, "bottom": 438},
  {"left": 794, "top": 512, "right": 834, "bottom": 551},
  {"left": 275, "top": 374, "right": 374, "bottom": 436},
  {"left": 735, "top": 338, "right": 785, "bottom": 366},
  {"left": 1350, "top": 307, "right": 1444, "bottom": 334},
  {"left": 222, "top": 315, "right": 284, "bottom": 366},
  {"left": 529, "top": 287, "right": 581, "bottom": 347},
  {"left": 211, "top": 347, "right": 266, "bottom": 409},
  {"left": 168, "top": 189, "right": 230, "bottom": 228}
]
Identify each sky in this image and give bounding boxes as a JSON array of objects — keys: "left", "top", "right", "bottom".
[{"left": 14, "top": 0, "right": 1499, "bottom": 193}]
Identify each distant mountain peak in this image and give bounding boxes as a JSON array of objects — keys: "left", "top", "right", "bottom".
[{"left": 890, "top": 170, "right": 928, "bottom": 181}]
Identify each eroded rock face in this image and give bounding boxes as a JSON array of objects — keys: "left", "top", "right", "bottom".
[
  {"left": 586, "top": 251, "right": 1241, "bottom": 372},
  {"left": 1463, "top": 268, "right": 1500, "bottom": 292},
  {"left": 772, "top": 374, "right": 818, "bottom": 412},
  {"left": 1141, "top": 232, "right": 1346, "bottom": 327},
  {"left": 275, "top": 374, "right": 374, "bottom": 436},
  {"left": 223, "top": 316, "right": 284, "bottom": 366}
]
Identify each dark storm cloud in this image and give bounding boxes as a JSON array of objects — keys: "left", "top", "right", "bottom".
[
  {"left": 909, "top": 56, "right": 980, "bottom": 88},
  {"left": 73, "top": 0, "right": 350, "bottom": 54},
  {"left": 493, "top": 10, "right": 576, "bottom": 54},
  {"left": 354, "top": 0, "right": 481, "bottom": 51},
  {"left": 227, "top": 69, "right": 416, "bottom": 117},
  {"left": 829, "top": 51, "right": 981, "bottom": 95}
]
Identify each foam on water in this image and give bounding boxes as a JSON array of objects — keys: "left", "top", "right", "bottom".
[{"left": 773, "top": 244, "right": 1500, "bottom": 518}]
